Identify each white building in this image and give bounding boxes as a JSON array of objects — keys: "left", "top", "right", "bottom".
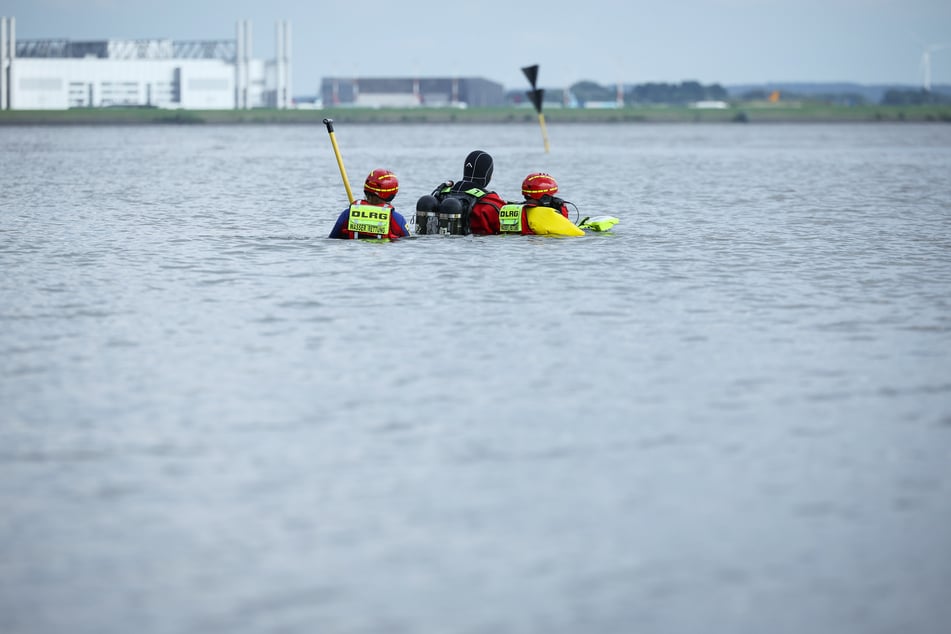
[{"left": 0, "top": 17, "right": 291, "bottom": 110}]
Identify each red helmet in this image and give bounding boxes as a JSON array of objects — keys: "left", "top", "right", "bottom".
[
  {"left": 521, "top": 172, "right": 558, "bottom": 200},
  {"left": 364, "top": 168, "right": 399, "bottom": 201}
]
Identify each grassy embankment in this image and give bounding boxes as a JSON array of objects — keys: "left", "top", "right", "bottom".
[{"left": 1, "top": 103, "right": 950, "bottom": 125}]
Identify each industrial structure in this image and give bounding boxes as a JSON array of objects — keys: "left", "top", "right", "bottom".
[
  {"left": 0, "top": 17, "right": 291, "bottom": 110},
  {"left": 320, "top": 77, "right": 505, "bottom": 108}
]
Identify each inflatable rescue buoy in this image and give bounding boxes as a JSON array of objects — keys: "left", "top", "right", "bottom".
[
  {"left": 526, "top": 206, "right": 585, "bottom": 237},
  {"left": 578, "top": 215, "right": 620, "bottom": 232}
]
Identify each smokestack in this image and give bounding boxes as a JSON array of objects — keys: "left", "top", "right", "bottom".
[
  {"left": 235, "top": 20, "right": 252, "bottom": 109},
  {"left": 244, "top": 20, "right": 252, "bottom": 108},
  {"left": 275, "top": 21, "right": 283, "bottom": 108},
  {"left": 1, "top": 17, "right": 14, "bottom": 110},
  {"left": 283, "top": 20, "right": 292, "bottom": 109},
  {"left": 273, "top": 20, "right": 292, "bottom": 109},
  {"left": 1, "top": 17, "right": 7, "bottom": 111},
  {"left": 235, "top": 20, "right": 243, "bottom": 109}
]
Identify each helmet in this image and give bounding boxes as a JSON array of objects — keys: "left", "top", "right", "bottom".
[
  {"left": 364, "top": 168, "right": 399, "bottom": 201},
  {"left": 521, "top": 172, "right": 558, "bottom": 200}
]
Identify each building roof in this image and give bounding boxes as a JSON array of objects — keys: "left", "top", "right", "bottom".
[{"left": 16, "top": 39, "right": 236, "bottom": 61}]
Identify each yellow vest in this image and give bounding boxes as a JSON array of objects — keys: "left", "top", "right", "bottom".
[
  {"left": 347, "top": 203, "right": 392, "bottom": 238},
  {"left": 499, "top": 203, "right": 525, "bottom": 234}
]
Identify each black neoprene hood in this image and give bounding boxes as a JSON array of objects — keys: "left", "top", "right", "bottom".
[{"left": 462, "top": 150, "right": 494, "bottom": 187}]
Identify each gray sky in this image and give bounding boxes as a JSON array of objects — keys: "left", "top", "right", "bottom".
[{"left": 6, "top": 0, "right": 951, "bottom": 93}]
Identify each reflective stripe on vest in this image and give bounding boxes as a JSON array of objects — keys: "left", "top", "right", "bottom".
[
  {"left": 499, "top": 203, "right": 524, "bottom": 233},
  {"left": 347, "top": 203, "right": 392, "bottom": 237},
  {"left": 439, "top": 186, "right": 485, "bottom": 200}
]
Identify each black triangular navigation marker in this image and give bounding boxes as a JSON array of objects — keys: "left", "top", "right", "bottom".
[
  {"left": 527, "top": 88, "right": 544, "bottom": 114},
  {"left": 521, "top": 65, "right": 539, "bottom": 89}
]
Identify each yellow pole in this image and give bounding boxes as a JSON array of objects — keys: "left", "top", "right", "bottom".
[
  {"left": 323, "top": 118, "right": 354, "bottom": 203},
  {"left": 525, "top": 85, "right": 550, "bottom": 154},
  {"left": 537, "top": 112, "right": 551, "bottom": 153}
]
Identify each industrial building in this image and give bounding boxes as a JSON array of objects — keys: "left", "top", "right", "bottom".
[
  {"left": 320, "top": 77, "right": 505, "bottom": 108},
  {"left": 0, "top": 17, "right": 291, "bottom": 110}
]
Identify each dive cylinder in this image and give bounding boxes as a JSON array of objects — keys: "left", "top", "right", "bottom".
[
  {"left": 437, "top": 197, "right": 465, "bottom": 235},
  {"left": 415, "top": 195, "right": 439, "bottom": 235}
]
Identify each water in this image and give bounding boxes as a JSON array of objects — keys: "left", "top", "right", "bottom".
[{"left": 1, "top": 122, "right": 950, "bottom": 634}]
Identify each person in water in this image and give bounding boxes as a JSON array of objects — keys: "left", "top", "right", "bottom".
[
  {"left": 431, "top": 150, "right": 506, "bottom": 235},
  {"left": 328, "top": 168, "right": 411, "bottom": 240},
  {"left": 497, "top": 172, "right": 574, "bottom": 235}
]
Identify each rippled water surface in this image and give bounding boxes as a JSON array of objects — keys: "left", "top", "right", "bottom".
[{"left": 1, "top": 122, "right": 950, "bottom": 634}]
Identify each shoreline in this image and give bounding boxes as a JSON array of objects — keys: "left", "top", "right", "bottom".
[{"left": 1, "top": 104, "right": 950, "bottom": 125}]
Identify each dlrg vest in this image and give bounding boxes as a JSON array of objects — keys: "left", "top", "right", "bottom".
[
  {"left": 347, "top": 203, "right": 393, "bottom": 238},
  {"left": 498, "top": 203, "right": 528, "bottom": 234}
]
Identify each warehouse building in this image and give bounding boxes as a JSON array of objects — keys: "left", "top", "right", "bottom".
[
  {"left": 320, "top": 77, "right": 505, "bottom": 108},
  {"left": 0, "top": 17, "right": 291, "bottom": 110}
]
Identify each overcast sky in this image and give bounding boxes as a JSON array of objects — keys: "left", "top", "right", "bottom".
[{"left": 5, "top": 0, "right": 951, "bottom": 93}]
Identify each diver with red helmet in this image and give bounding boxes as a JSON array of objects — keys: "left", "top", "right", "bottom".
[
  {"left": 328, "top": 168, "right": 411, "bottom": 240},
  {"left": 497, "top": 172, "right": 576, "bottom": 235}
]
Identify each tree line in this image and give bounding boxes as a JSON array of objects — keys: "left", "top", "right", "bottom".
[
  {"left": 880, "top": 89, "right": 951, "bottom": 106},
  {"left": 569, "top": 80, "right": 728, "bottom": 105},
  {"left": 559, "top": 81, "right": 951, "bottom": 107}
]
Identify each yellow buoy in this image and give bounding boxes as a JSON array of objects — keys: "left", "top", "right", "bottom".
[{"left": 525, "top": 206, "right": 585, "bottom": 237}]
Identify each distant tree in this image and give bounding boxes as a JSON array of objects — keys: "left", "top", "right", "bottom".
[
  {"left": 737, "top": 89, "right": 866, "bottom": 106},
  {"left": 680, "top": 80, "right": 705, "bottom": 102},
  {"left": 629, "top": 82, "right": 670, "bottom": 104},
  {"left": 566, "top": 80, "right": 734, "bottom": 106},
  {"left": 881, "top": 89, "right": 951, "bottom": 106},
  {"left": 740, "top": 90, "right": 770, "bottom": 100},
  {"left": 626, "top": 81, "right": 727, "bottom": 105},
  {"left": 569, "top": 81, "right": 615, "bottom": 104},
  {"left": 707, "top": 83, "right": 728, "bottom": 101},
  {"left": 811, "top": 92, "right": 867, "bottom": 106}
]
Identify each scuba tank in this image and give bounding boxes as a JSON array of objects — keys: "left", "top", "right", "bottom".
[
  {"left": 437, "top": 196, "right": 466, "bottom": 235},
  {"left": 415, "top": 195, "right": 439, "bottom": 235}
]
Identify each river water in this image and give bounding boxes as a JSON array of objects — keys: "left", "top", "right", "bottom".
[{"left": 1, "top": 121, "right": 950, "bottom": 634}]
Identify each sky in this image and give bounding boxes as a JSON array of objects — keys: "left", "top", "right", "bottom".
[{"left": 5, "top": 0, "right": 951, "bottom": 94}]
